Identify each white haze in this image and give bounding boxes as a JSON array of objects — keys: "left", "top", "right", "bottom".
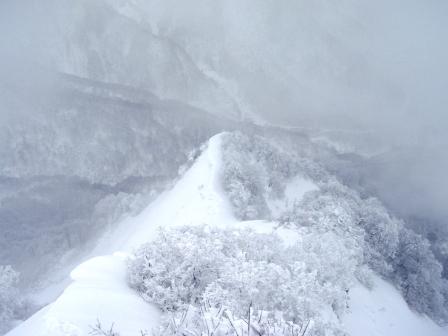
[
  {"left": 1, "top": 0, "right": 448, "bottom": 278},
  {"left": 1, "top": 1, "right": 447, "bottom": 135},
  {"left": 1, "top": 2, "right": 448, "bottom": 334}
]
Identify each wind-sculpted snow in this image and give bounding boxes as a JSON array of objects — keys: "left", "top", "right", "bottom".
[{"left": 6, "top": 254, "right": 160, "bottom": 336}]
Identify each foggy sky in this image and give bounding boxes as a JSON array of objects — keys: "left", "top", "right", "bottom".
[
  {"left": 1, "top": 0, "right": 447, "bottom": 227},
  {"left": 1, "top": 0, "right": 447, "bottom": 145}
]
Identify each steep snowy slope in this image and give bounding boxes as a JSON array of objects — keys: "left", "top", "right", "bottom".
[
  {"left": 6, "top": 134, "right": 232, "bottom": 336},
  {"left": 0, "top": 72, "right": 238, "bottom": 293},
  {"left": 344, "top": 277, "right": 446, "bottom": 336},
  {"left": 6, "top": 254, "right": 160, "bottom": 336},
  {"left": 92, "top": 134, "right": 235, "bottom": 254},
  {"left": 7, "top": 134, "right": 447, "bottom": 336}
]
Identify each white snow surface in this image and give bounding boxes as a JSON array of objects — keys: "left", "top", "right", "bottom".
[
  {"left": 92, "top": 133, "right": 236, "bottom": 254},
  {"left": 7, "top": 253, "right": 160, "bottom": 336},
  {"left": 268, "top": 175, "right": 318, "bottom": 218},
  {"left": 7, "top": 133, "right": 447, "bottom": 336},
  {"left": 343, "top": 276, "right": 447, "bottom": 336},
  {"left": 7, "top": 134, "right": 233, "bottom": 336}
]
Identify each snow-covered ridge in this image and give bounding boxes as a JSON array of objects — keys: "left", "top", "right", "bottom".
[
  {"left": 7, "top": 134, "right": 447, "bottom": 336},
  {"left": 7, "top": 254, "right": 160, "bottom": 336},
  {"left": 0, "top": 70, "right": 238, "bottom": 294},
  {"left": 7, "top": 134, "right": 234, "bottom": 336}
]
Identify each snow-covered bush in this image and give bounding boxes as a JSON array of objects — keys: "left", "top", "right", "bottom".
[
  {"left": 128, "top": 225, "right": 363, "bottom": 335},
  {"left": 286, "top": 180, "right": 396, "bottom": 277},
  {"left": 128, "top": 226, "right": 288, "bottom": 312},
  {"left": 357, "top": 198, "right": 400, "bottom": 276},
  {"left": 220, "top": 132, "right": 304, "bottom": 220},
  {"left": 221, "top": 132, "right": 448, "bottom": 325},
  {"left": 89, "top": 320, "right": 121, "bottom": 336},
  {"left": 0, "top": 265, "right": 23, "bottom": 334},
  {"left": 285, "top": 177, "right": 448, "bottom": 323},
  {"left": 393, "top": 228, "right": 448, "bottom": 324},
  {"left": 221, "top": 157, "right": 269, "bottom": 220},
  {"left": 156, "top": 304, "right": 319, "bottom": 336}
]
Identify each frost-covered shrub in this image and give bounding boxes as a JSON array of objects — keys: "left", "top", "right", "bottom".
[
  {"left": 156, "top": 304, "right": 331, "bottom": 336},
  {"left": 283, "top": 178, "right": 448, "bottom": 323},
  {"left": 221, "top": 134, "right": 270, "bottom": 220},
  {"left": 0, "top": 265, "right": 23, "bottom": 334},
  {"left": 128, "top": 226, "right": 288, "bottom": 311},
  {"left": 221, "top": 132, "right": 313, "bottom": 220},
  {"left": 128, "top": 226, "right": 363, "bottom": 335},
  {"left": 357, "top": 198, "right": 400, "bottom": 276},
  {"left": 393, "top": 228, "right": 448, "bottom": 324},
  {"left": 281, "top": 181, "right": 365, "bottom": 273},
  {"left": 290, "top": 179, "right": 400, "bottom": 277},
  {"left": 89, "top": 320, "right": 122, "bottom": 336},
  {"left": 221, "top": 157, "right": 269, "bottom": 220},
  {"left": 221, "top": 132, "right": 448, "bottom": 324}
]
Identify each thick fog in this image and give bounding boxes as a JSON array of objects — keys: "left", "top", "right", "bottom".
[
  {"left": 2, "top": 0, "right": 448, "bottom": 137},
  {"left": 1, "top": 0, "right": 447, "bottom": 282},
  {"left": 142, "top": 0, "right": 448, "bottom": 143}
]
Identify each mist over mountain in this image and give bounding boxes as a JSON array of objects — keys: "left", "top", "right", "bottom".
[{"left": 0, "top": 1, "right": 447, "bottom": 335}]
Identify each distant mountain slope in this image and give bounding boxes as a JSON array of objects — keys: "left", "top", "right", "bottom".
[{"left": 0, "top": 73, "right": 236, "bottom": 293}]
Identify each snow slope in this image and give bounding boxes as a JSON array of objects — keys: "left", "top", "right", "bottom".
[
  {"left": 92, "top": 133, "right": 236, "bottom": 254},
  {"left": 7, "top": 134, "right": 234, "bottom": 336},
  {"left": 7, "top": 134, "right": 447, "bottom": 336},
  {"left": 268, "top": 175, "right": 318, "bottom": 218},
  {"left": 344, "top": 276, "right": 447, "bottom": 336},
  {"left": 7, "top": 254, "right": 160, "bottom": 336}
]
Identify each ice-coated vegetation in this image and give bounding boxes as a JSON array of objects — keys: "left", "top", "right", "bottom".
[
  {"left": 219, "top": 132, "right": 448, "bottom": 324},
  {"left": 128, "top": 225, "right": 362, "bottom": 336},
  {"left": 2, "top": 1, "right": 447, "bottom": 334},
  {"left": 0, "top": 266, "right": 26, "bottom": 334},
  {"left": 220, "top": 132, "right": 325, "bottom": 221},
  {"left": 125, "top": 131, "right": 448, "bottom": 336}
]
